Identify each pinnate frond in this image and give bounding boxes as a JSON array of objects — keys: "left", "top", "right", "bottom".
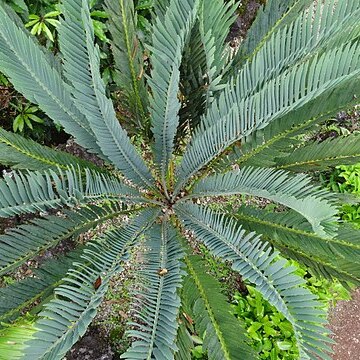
[
  {"left": 0, "top": 166, "right": 142, "bottom": 218},
  {"left": 218, "top": 75, "right": 360, "bottom": 171},
  {"left": 0, "top": 3, "right": 101, "bottom": 156},
  {"left": 176, "top": 203, "right": 332, "bottom": 360},
  {"left": 231, "top": 0, "right": 312, "bottom": 67},
  {"left": 174, "top": 321, "right": 193, "bottom": 360},
  {"left": 0, "top": 203, "right": 128, "bottom": 276},
  {"left": 190, "top": 167, "right": 338, "bottom": 237},
  {"left": 175, "top": 40, "right": 360, "bottom": 194},
  {"left": 213, "top": 0, "right": 360, "bottom": 171},
  {"left": 275, "top": 134, "right": 360, "bottom": 172},
  {"left": 0, "top": 249, "right": 83, "bottom": 324},
  {"left": 149, "top": 0, "right": 198, "bottom": 193},
  {"left": 229, "top": 0, "right": 360, "bottom": 90},
  {"left": 21, "top": 208, "right": 160, "bottom": 360},
  {"left": 122, "top": 220, "right": 184, "bottom": 360},
  {"left": 0, "top": 128, "right": 101, "bottom": 172},
  {"left": 182, "top": 254, "right": 255, "bottom": 360},
  {"left": 236, "top": 206, "right": 360, "bottom": 285},
  {"left": 59, "top": 0, "right": 154, "bottom": 188},
  {"left": 179, "top": 0, "right": 237, "bottom": 127},
  {"left": 105, "top": 0, "right": 148, "bottom": 129}
]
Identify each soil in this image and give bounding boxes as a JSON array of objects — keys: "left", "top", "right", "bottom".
[
  {"left": 329, "top": 288, "right": 360, "bottom": 360},
  {"left": 64, "top": 327, "right": 114, "bottom": 360},
  {"left": 56, "top": 138, "right": 104, "bottom": 167}
]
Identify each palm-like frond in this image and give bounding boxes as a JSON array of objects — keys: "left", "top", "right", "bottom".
[
  {"left": 235, "top": 206, "right": 360, "bottom": 285},
  {"left": 0, "top": 128, "right": 101, "bottom": 172},
  {"left": 1, "top": 2, "right": 62, "bottom": 72},
  {"left": 239, "top": 2, "right": 360, "bottom": 102},
  {"left": 178, "top": 22, "right": 207, "bottom": 132},
  {"left": 105, "top": 0, "right": 149, "bottom": 130},
  {"left": 197, "top": 0, "right": 237, "bottom": 102},
  {"left": 174, "top": 321, "right": 193, "bottom": 360},
  {"left": 0, "top": 167, "right": 143, "bottom": 218},
  {"left": 178, "top": 0, "right": 237, "bottom": 130},
  {"left": 0, "top": 0, "right": 359, "bottom": 357},
  {"left": 214, "top": 1, "right": 360, "bottom": 171},
  {"left": 175, "top": 203, "right": 332, "bottom": 360},
  {"left": 189, "top": 167, "right": 338, "bottom": 237},
  {"left": 122, "top": 219, "right": 184, "bottom": 360},
  {"left": 153, "top": 0, "right": 171, "bottom": 20},
  {"left": 149, "top": 0, "right": 198, "bottom": 194},
  {"left": 0, "top": 3, "right": 101, "bottom": 156},
  {"left": 274, "top": 134, "right": 360, "bottom": 172},
  {"left": 182, "top": 254, "right": 255, "bottom": 360},
  {"left": 220, "top": 80, "right": 360, "bottom": 171},
  {"left": 228, "top": 0, "right": 360, "bottom": 90},
  {"left": 213, "top": 119, "right": 300, "bottom": 171},
  {"left": 228, "top": 0, "right": 312, "bottom": 70},
  {"left": 0, "top": 203, "right": 129, "bottom": 276},
  {"left": 0, "top": 249, "right": 83, "bottom": 324},
  {"left": 21, "top": 208, "right": 160, "bottom": 360},
  {"left": 59, "top": 0, "right": 154, "bottom": 189},
  {"left": 175, "top": 38, "right": 360, "bottom": 194}
]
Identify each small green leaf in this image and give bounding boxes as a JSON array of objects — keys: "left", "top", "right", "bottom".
[
  {"left": 27, "top": 114, "right": 43, "bottom": 123},
  {"left": 30, "top": 22, "right": 40, "bottom": 35},
  {"left": 24, "top": 19, "right": 38, "bottom": 27},
  {"left": 23, "top": 116, "right": 33, "bottom": 129},
  {"left": 44, "top": 10, "right": 61, "bottom": 18},
  {"left": 90, "top": 10, "right": 108, "bottom": 18},
  {"left": 42, "top": 24, "right": 54, "bottom": 42},
  {"left": 277, "top": 340, "right": 293, "bottom": 351},
  {"left": 46, "top": 18, "right": 60, "bottom": 27}
]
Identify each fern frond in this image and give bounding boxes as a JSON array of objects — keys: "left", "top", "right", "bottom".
[
  {"left": 0, "top": 128, "right": 101, "bottom": 172},
  {"left": 236, "top": 206, "right": 360, "bottom": 285},
  {"left": 176, "top": 203, "right": 332, "bottom": 360},
  {"left": 59, "top": 0, "right": 154, "bottom": 188},
  {"left": 182, "top": 254, "right": 255, "bottom": 360},
  {"left": 149, "top": 0, "right": 198, "bottom": 195},
  {"left": 174, "top": 39, "right": 360, "bottom": 194},
  {"left": 0, "top": 167, "right": 143, "bottom": 218},
  {"left": 274, "top": 134, "right": 360, "bottom": 171},
  {"left": 0, "top": 3, "right": 102, "bottom": 156},
  {"left": 1, "top": 2, "right": 61, "bottom": 72},
  {"left": 0, "top": 203, "right": 129, "bottom": 276},
  {"left": 0, "top": 249, "right": 83, "bottom": 324},
  {"left": 122, "top": 219, "right": 184, "bottom": 359},
  {"left": 188, "top": 167, "right": 338, "bottom": 238},
  {"left": 21, "top": 208, "right": 160, "bottom": 360},
  {"left": 104, "top": 0, "right": 148, "bottom": 130}
]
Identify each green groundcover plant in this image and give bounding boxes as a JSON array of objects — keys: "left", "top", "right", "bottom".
[{"left": 0, "top": 0, "right": 360, "bottom": 359}]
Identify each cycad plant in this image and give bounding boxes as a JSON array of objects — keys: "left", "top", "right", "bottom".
[{"left": 0, "top": 0, "right": 360, "bottom": 359}]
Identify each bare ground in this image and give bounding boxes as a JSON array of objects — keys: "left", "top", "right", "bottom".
[{"left": 330, "top": 288, "right": 360, "bottom": 360}]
